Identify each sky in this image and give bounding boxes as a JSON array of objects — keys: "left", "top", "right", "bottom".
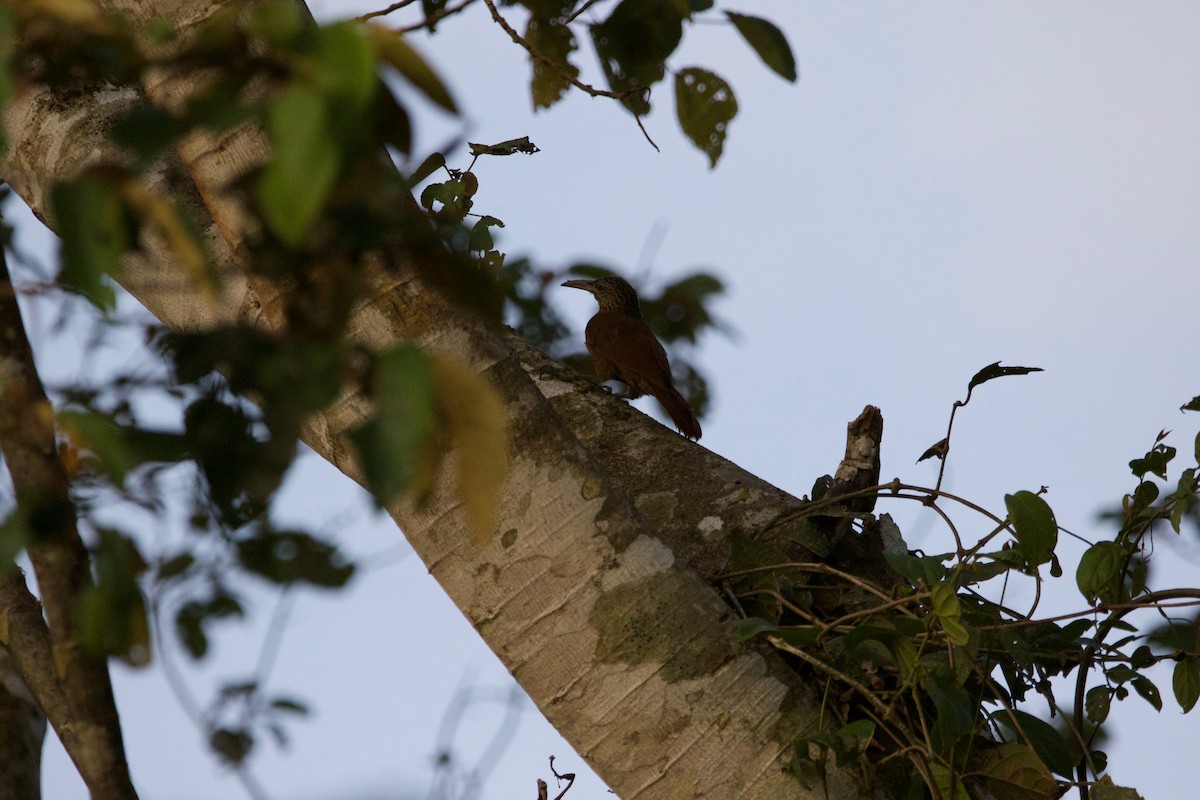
[{"left": 15, "top": 2, "right": 1200, "bottom": 798}]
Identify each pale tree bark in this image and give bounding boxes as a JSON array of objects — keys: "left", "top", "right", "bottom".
[{"left": 1, "top": 2, "right": 890, "bottom": 798}]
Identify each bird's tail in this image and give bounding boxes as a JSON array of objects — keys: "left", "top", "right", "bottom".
[{"left": 654, "top": 386, "right": 702, "bottom": 441}]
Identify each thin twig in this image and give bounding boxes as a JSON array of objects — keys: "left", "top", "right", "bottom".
[
  {"left": 357, "top": 0, "right": 420, "bottom": 22},
  {"left": 398, "top": 0, "right": 478, "bottom": 34},
  {"left": 482, "top": 0, "right": 617, "bottom": 99},
  {"left": 480, "top": 0, "right": 661, "bottom": 150},
  {"left": 562, "top": 0, "right": 600, "bottom": 25}
]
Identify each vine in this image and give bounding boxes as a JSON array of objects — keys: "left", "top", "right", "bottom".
[{"left": 732, "top": 366, "right": 1200, "bottom": 799}]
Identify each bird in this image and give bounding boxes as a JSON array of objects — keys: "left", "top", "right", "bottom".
[{"left": 561, "top": 275, "right": 702, "bottom": 440}]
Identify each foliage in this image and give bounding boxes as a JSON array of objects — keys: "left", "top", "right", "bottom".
[
  {"left": 733, "top": 369, "right": 1200, "bottom": 800},
  {"left": 0, "top": 0, "right": 740, "bottom": 786}
]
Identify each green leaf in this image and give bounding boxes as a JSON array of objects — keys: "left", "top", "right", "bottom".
[
  {"left": 726, "top": 12, "right": 797, "bottom": 82},
  {"left": 976, "top": 743, "right": 1056, "bottom": 800},
  {"left": 367, "top": 25, "right": 457, "bottom": 113},
  {"left": 258, "top": 86, "right": 340, "bottom": 247},
  {"left": 1076, "top": 541, "right": 1126, "bottom": 604},
  {"left": 0, "top": 512, "right": 30, "bottom": 564},
  {"left": 407, "top": 152, "right": 446, "bottom": 187},
  {"left": 350, "top": 344, "right": 438, "bottom": 503},
  {"left": 924, "top": 661, "right": 975, "bottom": 752},
  {"left": 733, "top": 616, "right": 778, "bottom": 640},
  {"left": 1085, "top": 685, "right": 1112, "bottom": 724},
  {"left": 1131, "top": 674, "right": 1162, "bottom": 711},
  {"left": 991, "top": 709, "right": 1076, "bottom": 777},
  {"left": 526, "top": 14, "right": 578, "bottom": 109},
  {"left": 1004, "top": 491, "right": 1058, "bottom": 568},
  {"left": 1091, "top": 775, "right": 1147, "bottom": 800},
  {"left": 245, "top": 0, "right": 304, "bottom": 47},
  {"left": 834, "top": 719, "right": 874, "bottom": 758},
  {"left": 470, "top": 215, "right": 505, "bottom": 252},
  {"left": 674, "top": 67, "right": 738, "bottom": 168},
  {"left": 52, "top": 176, "right": 133, "bottom": 310},
  {"left": 1130, "top": 441, "right": 1175, "bottom": 480},
  {"left": 1173, "top": 659, "right": 1200, "bottom": 713},
  {"left": 591, "top": 0, "right": 686, "bottom": 115},
  {"left": 78, "top": 529, "right": 151, "bottom": 666},
  {"left": 930, "top": 582, "right": 970, "bottom": 645},
  {"left": 929, "top": 763, "right": 971, "bottom": 800},
  {"left": 312, "top": 22, "right": 378, "bottom": 118},
  {"left": 1181, "top": 395, "right": 1200, "bottom": 413},
  {"left": 884, "top": 551, "right": 947, "bottom": 585}
]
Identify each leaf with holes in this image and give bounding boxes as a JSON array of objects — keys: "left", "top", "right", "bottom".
[
  {"left": 526, "top": 14, "right": 578, "bottom": 109},
  {"left": 591, "top": 0, "right": 685, "bottom": 115},
  {"left": 675, "top": 67, "right": 738, "bottom": 168}
]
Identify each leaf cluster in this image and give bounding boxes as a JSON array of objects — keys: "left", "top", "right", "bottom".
[{"left": 732, "top": 375, "right": 1200, "bottom": 800}]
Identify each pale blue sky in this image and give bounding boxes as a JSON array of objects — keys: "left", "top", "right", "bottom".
[{"left": 23, "top": 3, "right": 1200, "bottom": 798}]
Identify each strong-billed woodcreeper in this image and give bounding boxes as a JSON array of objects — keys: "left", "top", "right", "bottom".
[{"left": 562, "top": 276, "right": 702, "bottom": 440}]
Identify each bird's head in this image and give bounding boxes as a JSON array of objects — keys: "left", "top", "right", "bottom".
[{"left": 561, "top": 275, "right": 642, "bottom": 315}]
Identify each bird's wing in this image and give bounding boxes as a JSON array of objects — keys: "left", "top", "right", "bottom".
[{"left": 586, "top": 312, "right": 673, "bottom": 394}]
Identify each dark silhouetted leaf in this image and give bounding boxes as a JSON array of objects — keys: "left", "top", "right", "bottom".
[
  {"left": 467, "top": 136, "right": 540, "bottom": 156},
  {"left": 1173, "top": 659, "right": 1200, "bottom": 713},
  {"left": 967, "top": 361, "right": 1044, "bottom": 392},
  {"left": 1085, "top": 685, "right": 1112, "bottom": 724},
  {"left": 1131, "top": 675, "right": 1162, "bottom": 711},
  {"left": 368, "top": 24, "right": 457, "bottom": 113},
  {"left": 918, "top": 437, "right": 949, "bottom": 463},
  {"left": 992, "top": 709, "right": 1075, "bottom": 777},
  {"left": 1076, "top": 541, "right": 1126, "bottom": 604},
  {"left": 727, "top": 12, "right": 796, "bottom": 82},
  {"left": 350, "top": 344, "right": 438, "bottom": 503},
  {"left": 591, "top": 0, "right": 685, "bottom": 115},
  {"left": 210, "top": 727, "right": 254, "bottom": 765},
  {"left": 527, "top": 14, "right": 578, "bottom": 109},
  {"left": 976, "top": 743, "right": 1056, "bottom": 800},
  {"left": 1005, "top": 491, "right": 1057, "bottom": 568},
  {"left": 1129, "top": 441, "right": 1175, "bottom": 480},
  {"left": 236, "top": 529, "right": 355, "bottom": 588},
  {"left": 52, "top": 176, "right": 133, "bottom": 311},
  {"left": 884, "top": 551, "right": 946, "bottom": 585}
]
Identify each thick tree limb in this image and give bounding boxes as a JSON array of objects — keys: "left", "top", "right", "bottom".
[
  {"left": 0, "top": 237, "right": 137, "bottom": 798},
  {"left": 0, "top": 2, "right": 888, "bottom": 796},
  {"left": 0, "top": 631, "right": 47, "bottom": 800}
]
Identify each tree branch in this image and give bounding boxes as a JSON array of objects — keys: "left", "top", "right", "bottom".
[{"left": 0, "top": 232, "right": 137, "bottom": 799}]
